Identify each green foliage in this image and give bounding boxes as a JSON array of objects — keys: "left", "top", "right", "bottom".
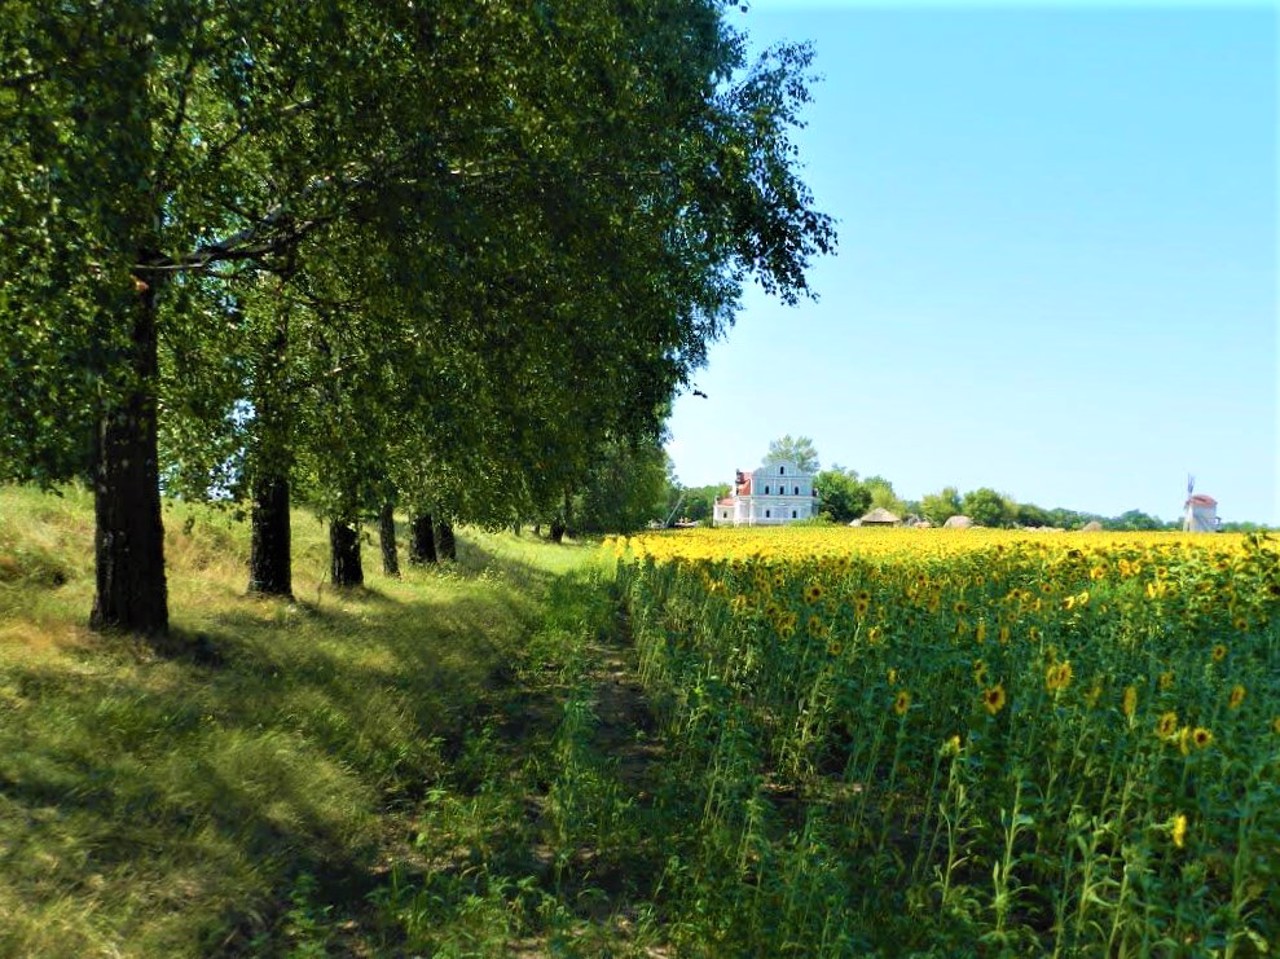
[
  {"left": 921, "top": 485, "right": 963, "bottom": 526},
  {"left": 2, "top": 0, "right": 836, "bottom": 636},
  {"left": 814, "top": 467, "right": 871, "bottom": 523},
  {"left": 677, "top": 483, "right": 732, "bottom": 524},
  {"left": 864, "top": 474, "right": 906, "bottom": 517},
  {"left": 961, "top": 486, "right": 1013, "bottom": 528},
  {"left": 1109, "top": 508, "right": 1166, "bottom": 531},
  {"left": 573, "top": 437, "right": 671, "bottom": 534},
  {"left": 763, "top": 434, "right": 820, "bottom": 473}
]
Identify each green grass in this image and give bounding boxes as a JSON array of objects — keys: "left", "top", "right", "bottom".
[{"left": 0, "top": 484, "right": 616, "bottom": 957}]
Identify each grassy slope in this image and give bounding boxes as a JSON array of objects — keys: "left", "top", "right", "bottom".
[{"left": 0, "top": 485, "right": 600, "bottom": 957}]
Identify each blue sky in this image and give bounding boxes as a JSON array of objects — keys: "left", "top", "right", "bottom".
[{"left": 664, "top": 2, "right": 1278, "bottom": 524}]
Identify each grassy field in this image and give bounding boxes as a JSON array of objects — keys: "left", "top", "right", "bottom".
[{"left": 0, "top": 484, "right": 658, "bottom": 957}]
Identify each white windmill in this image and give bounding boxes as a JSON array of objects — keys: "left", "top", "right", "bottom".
[{"left": 1182, "top": 475, "right": 1219, "bottom": 532}]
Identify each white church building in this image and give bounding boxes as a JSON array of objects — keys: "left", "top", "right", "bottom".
[{"left": 714, "top": 461, "right": 818, "bottom": 526}]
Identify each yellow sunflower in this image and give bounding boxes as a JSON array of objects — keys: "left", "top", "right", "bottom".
[
  {"left": 893, "top": 689, "right": 912, "bottom": 716},
  {"left": 1156, "top": 711, "right": 1179, "bottom": 739},
  {"left": 982, "top": 684, "right": 1007, "bottom": 716},
  {"left": 1228, "top": 684, "right": 1246, "bottom": 710},
  {"left": 1122, "top": 685, "right": 1138, "bottom": 719},
  {"left": 1045, "top": 661, "right": 1074, "bottom": 693},
  {"left": 1191, "top": 727, "right": 1213, "bottom": 750}
]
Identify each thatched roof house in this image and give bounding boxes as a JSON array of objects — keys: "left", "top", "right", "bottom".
[{"left": 858, "top": 507, "right": 901, "bottom": 526}]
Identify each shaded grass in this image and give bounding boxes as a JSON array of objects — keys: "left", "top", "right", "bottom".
[{"left": 0, "top": 484, "right": 600, "bottom": 957}]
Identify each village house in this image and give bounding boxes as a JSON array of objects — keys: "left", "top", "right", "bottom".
[{"left": 713, "top": 460, "right": 818, "bottom": 526}]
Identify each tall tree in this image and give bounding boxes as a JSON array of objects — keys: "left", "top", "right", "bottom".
[
  {"left": 962, "top": 488, "right": 1013, "bottom": 528},
  {"left": 921, "top": 486, "right": 963, "bottom": 526},
  {"left": 764, "top": 435, "right": 821, "bottom": 474},
  {"left": 2, "top": 0, "right": 834, "bottom": 642},
  {"left": 814, "top": 467, "right": 871, "bottom": 523}
]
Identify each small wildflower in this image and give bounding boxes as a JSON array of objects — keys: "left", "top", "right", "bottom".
[
  {"left": 1228, "top": 684, "right": 1246, "bottom": 710},
  {"left": 982, "top": 684, "right": 1007, "bottom": 716},
  {"left": 893, "top": 690, "right": 912, "bottom": 717}
]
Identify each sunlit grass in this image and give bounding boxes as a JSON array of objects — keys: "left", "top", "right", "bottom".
[{"left": 0, "top": 484, "right": 603, "bottom": 957}]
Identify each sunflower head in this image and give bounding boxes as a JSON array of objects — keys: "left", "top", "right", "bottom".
[
  {"left": 1171, "top": 813, "right": 1188, "bottom": 849},
  {"left": 1122, "top": 685, "right": 1138, "bottom": 719},
  {"left": 1156, "top": 711, "right": 1179, "bottom": 739},
  {"left": 1211, "top": 643, "right": 1228, "bottom": 663},
  {"left": 1045, "top": 660, "right": 1073, "bottom": 692},
  {"left": 1191, "top": 727, "right": 1213, "bottom": 750},
  {"left": 893, "top": 690, "right": 912, "bottom": 717},
  {"left": 982, "top": 684, "right": 1007, "bottom": 716},
  {"left": 1228, "top": 684, "right": 1246, "bottom": 710}
]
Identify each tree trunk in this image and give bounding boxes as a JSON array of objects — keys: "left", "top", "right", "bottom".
[
  {"left": 90, "top": 267, "right": 168, "bottom": 637},
  {"left": 330, "top": 519, "right": 363, "bottom": 587},
  {"left": 408, "top": 513, "right": 436, "bottom": 565},
  {"left": 247, "top": 300, "right": 293, "bottom": 597},
  {"left": 379, "top": 501, "right": 400, "bottom": 578},
  {"left": 549, "top": 490, "right": 571, "bottom": 544},
  {"left": 248, "top": 472, "right": 292, "bottom": 596},
  {"left": 436, "top": 519, "right": 456, "bottom": 561}
]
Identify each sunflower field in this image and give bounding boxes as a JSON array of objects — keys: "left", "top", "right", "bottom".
[{"left": 608, "top": 528, "right": 1280, "bottom": 957}]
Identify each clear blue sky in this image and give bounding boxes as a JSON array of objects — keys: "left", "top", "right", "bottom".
[{"left": 664, "top": 1, "right": 1278, "bottom": 524}]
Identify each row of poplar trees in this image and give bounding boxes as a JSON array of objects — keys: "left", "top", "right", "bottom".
[{"left": 0, "top": 1, "right": 833, "bottom": 646}]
